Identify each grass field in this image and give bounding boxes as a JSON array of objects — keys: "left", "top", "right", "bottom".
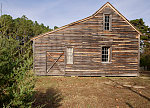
[{"left": 33, "top": 76, "right": 150, "bottom": 108}]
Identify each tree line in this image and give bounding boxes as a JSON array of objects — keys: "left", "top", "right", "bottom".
[{"left": 0, "top": 14, "right": 58, "bottom": 107}]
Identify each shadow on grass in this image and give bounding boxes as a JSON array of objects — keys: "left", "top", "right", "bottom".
[
  {"left": 128, "top": 87, "right": 150, "bottom": 102},
  {"left": 108, "top": 78, "right": 150, "bottom": 102},
  {"left": 32, "top": 88, "right": 63, "bottom": 108},
  {"left": 126, "top": 102, "right": 134, "bottom": 108}
]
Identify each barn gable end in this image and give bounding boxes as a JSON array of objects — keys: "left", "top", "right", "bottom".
[{"left": 32, "top": 2, "right": 141, "bottom": 76}]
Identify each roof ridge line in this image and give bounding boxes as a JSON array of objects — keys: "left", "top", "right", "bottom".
[
  {"left": 31, "top": 14, "right": 94, "bottom": 40},
  {"left": 106, "top": 2, "right": 142, "bottom": 35},
  {"left": 31, "top": 2, "right": 141, "bottom": 40}
]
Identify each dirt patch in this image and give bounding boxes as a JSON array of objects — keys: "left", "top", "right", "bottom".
[{"left": 33, "top": 77, "right": 150, "bottom": 108}]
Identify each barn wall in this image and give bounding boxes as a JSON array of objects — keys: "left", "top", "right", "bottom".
[{"left": 33, "top": 5, "right": 139, "bottom": 76}]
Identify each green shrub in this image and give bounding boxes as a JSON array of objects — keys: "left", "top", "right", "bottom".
[{"left": 0, "top": 36, "right": 35, "bottom": 107}]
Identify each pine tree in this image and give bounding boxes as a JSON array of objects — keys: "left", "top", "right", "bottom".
[
  {"left": 0, "top": 36, "right": 34, "bottom": 107},
  {"left": 130, "top": 18, "right": 150, "bottom": 70}
]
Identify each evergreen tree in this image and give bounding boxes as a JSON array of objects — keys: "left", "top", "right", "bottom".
[
  {"left": 0, "top": 14, "right": 58, "bottom": 107},
  {"left": 54, "top": 26, "right": 59, "bottom": 30},
  {"left": 130, "top": 18, "right": 150, "bottom": 40},
  {"left": 130, "top": 19, "right": 150, "bottom": 70},
  {"left": 0, "top": 36, "right": 34, "bottom": 107}
]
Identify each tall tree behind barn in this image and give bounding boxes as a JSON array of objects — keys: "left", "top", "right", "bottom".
[{"left": 31, "top": 2, "right": 141, "bottom": 76}]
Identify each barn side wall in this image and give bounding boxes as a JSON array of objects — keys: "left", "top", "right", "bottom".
[{"left": 33, "top": 5, "right": 139, "bottom": 76}]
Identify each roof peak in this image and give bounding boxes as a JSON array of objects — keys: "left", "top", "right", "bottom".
[
  {"left": 106, "top": 2, "right": 111, "bottom": 4},
  {"left": 31, "top": 2, "right": 141, "bottom": 40}
]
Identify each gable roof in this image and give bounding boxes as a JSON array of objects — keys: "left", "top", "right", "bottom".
[{"left": 31, "top": 2, "right": 141, "bottom": 40}]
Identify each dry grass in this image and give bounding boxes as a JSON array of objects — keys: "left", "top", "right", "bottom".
[{"left": 33, "top": 76, "right": 150, "bottom": 108}]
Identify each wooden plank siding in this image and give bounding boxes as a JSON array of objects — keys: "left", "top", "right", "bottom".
[{"left": 33, "top": 2, "right": 140, "bottom": 76}]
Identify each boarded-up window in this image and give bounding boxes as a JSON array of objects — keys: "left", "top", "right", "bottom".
[
  {"left": 102, "top": 47, "right": 110, "bottom": 62},
  {"left": 67, "top": 48, "right": 73, "bottom": 64}
]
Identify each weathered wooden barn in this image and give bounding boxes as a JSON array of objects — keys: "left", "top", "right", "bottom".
[{"left": 31, "top": 2, "right": 141, "bottom": 76}]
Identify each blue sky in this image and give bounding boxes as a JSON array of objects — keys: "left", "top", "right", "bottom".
[{"left": 1, "top": 0, "right": 150, "bottom": 28}]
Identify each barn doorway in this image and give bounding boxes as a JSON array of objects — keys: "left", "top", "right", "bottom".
[{"left": 46, "top": 51, "right": 65, "bottom": 75}]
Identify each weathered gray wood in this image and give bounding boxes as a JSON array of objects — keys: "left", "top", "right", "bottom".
[
  {"left": 47, "top": 52, "right": 64, "bottom": 73},
  {"left": 33, "top": 2, "right": 140, "bottom": 76}
]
